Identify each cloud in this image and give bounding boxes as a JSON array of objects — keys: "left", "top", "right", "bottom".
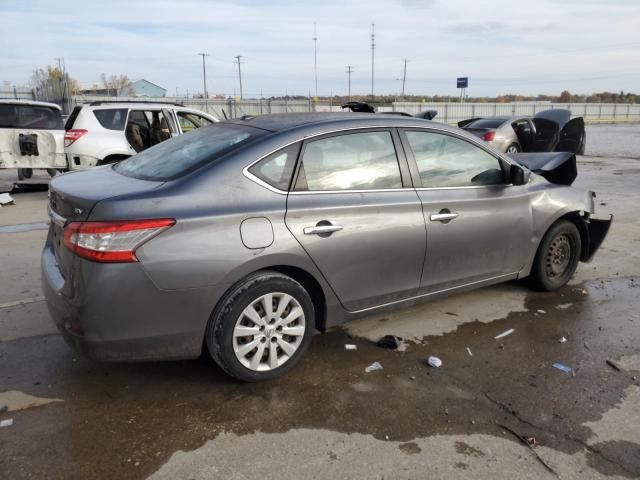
[{"left": 0, "top": 0, "right": 638, "bottom": 96}]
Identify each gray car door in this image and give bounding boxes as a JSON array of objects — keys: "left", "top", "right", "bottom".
[
  {"left": 400, "top": 128, "right": 532, "bottom": 293},
  {"left": 285, "top": 129, "right": 426, "bottom": 312}
]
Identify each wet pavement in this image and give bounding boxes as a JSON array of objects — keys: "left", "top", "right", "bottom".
[{"left": 1, "top": 136, "right": 640, "bottom": 479}]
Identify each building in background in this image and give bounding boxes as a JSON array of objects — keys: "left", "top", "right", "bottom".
[{"left": 78, "top": 78, "right": 166, "bottom": 97}]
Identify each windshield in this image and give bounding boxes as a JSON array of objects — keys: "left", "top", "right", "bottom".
[
  {"left": 114, "top": 124, "right": 268, "bottom": 181},
  {"left": 466, "top": 118, "right": 507, "bottom": 129},
  {"left": 0, "top": 104, "right": 63, "bottom": 129}
]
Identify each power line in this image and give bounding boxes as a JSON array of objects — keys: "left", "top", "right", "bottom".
[
  {"left": 370, "top": 24, "right": 375, "bottom": 99},
  {"left": 346, "top": 65, "right": 354, "bottom": 101},
  {"left": 234, "top": 55, "right": 244, "bottom": 99},
  {"left": 312, "top": 22, "right": 318, "bottom": 98},
  {"left": 197, "top": 52, "right": 210, "bottom": 98}
]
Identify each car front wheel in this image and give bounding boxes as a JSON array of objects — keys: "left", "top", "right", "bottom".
[
  {"left": 530, "top": 220, "right": 581, "bottom": 291},
  {"left": 206, "top": 271, "right": 314, "bottom": 382}
]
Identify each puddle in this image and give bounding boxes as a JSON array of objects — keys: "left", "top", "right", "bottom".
[{"left": 0, "top": 222, "right": 49, "bottom": 234}]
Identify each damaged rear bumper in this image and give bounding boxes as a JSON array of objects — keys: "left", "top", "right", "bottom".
[{"left": 582, "top": 215, "right": 613, "bottom": 263}]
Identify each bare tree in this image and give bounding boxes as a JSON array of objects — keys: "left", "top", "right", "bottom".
[{"left": 100, "top": 73, "right": 133, "bottom": 96}]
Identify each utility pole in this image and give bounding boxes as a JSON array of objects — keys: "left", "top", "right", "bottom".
[
  {"left": 401, "top": 58, "right": 409, "bottom": 98},
  {"left": 312, "top": 22, "right": 318, "bottom": 98},
  {"left": 234, "top": 55, "right": 244, "bottom": 99},
  {"left": 346, "top": 66, "right": 354, "bottom": 102},
  {"left": 198, "top": 53, "right": 210, "bottom": 98},
  {"left": 370, "top": 24, "right": 375, "bottom": 99}
]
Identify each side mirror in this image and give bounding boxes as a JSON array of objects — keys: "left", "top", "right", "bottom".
[{"left": 510, "top": 164, "right": 531, "bottom": 186}]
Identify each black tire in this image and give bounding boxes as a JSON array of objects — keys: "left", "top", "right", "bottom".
[
  {"left": 46, "top": 168, "right": 64, "bottom": 177},
  {"left": 530, "top": 220, "right": 581, "bottom": 291},
  {"left": 505, "top": 143, "right": 521, "bottom": 154},
  {"left": 17, "top": 168, "right": 33, "bottom": 180},
  {"left": 206, "top": 271, "right": 315, "bottom": 382}
]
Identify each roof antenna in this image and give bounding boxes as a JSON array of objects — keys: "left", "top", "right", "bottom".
[{"left": 221, "top": 109, "right": 228, "bottom": 119}]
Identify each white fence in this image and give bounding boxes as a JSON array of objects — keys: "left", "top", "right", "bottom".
[
  {"left": 390, "top": 102, "right": 640, "bottom": 125},
  {"left": 69, "top": 95, "right": 640, "bottom": 124}
]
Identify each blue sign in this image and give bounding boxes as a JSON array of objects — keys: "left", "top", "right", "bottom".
[{"left": 457, "top": 77, "right": 468, "bottom": 89}]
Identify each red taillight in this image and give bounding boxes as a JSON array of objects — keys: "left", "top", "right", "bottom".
[
  {"left": 482, "top": 130, "right": 496, "bottom": 141},
  {"left": 63, "top": 219, "right": 175, "bottom": 263},
  {"left": 64, "top": 129, "right": 87, "bottom": 147}
]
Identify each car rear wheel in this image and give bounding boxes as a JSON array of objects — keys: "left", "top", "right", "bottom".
[
  {"left": 17, "top": 168, "right": 33, "bottom": 180},
  {"left": 206, "top": 271, "right": 314, "bottom": 382},
  {"left": 506, "top": 143, "right": 521, "bottom": 154},
  {"left": 530, "top": 220, "right": 581, "bottom": 291}
]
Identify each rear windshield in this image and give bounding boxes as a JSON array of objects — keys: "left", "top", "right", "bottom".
[
  {"left": 94, "top": 108, "right": 127, "bottom": 130},
  {"left": 466, "top": 118, "right": 506, "bottom": 129},
  {"left": 0, "top": 104, "right": 63, "bottom": 130},
  {"left": 114, "top": 124, "right": 268, "bottom": 181}
]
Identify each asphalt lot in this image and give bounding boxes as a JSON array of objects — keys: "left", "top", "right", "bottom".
[{"left": 1, "top": 124, "right": 639, "bottom": 479}]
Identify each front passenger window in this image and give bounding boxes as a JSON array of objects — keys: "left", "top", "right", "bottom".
[{"left": 404, "top": 131, "right": 505, "bottom": 188}]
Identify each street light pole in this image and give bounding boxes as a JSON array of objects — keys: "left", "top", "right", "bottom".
[
  {"left": 234, "top": 55, "right": 244, "bottom": 99},
  {"left": 198, "top": 53, "right": 210, "bottom": 98},
  {"left": 313, "top": 22, "right": 318, "bottom": 98},
  {"left": 370, "top": 24, "right": 375, "bottom": 99},
  {"left": 346, "top": 65, "right": 354, "bottom": 102},
  {"left": 401, "top": 58, "right": 409, "bottom": 98}
]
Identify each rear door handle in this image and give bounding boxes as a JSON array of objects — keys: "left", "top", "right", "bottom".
[{"left": 303, "top": 223, "right": 343, "bottom": 235}]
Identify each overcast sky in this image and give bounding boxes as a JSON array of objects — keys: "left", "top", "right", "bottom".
[{"left": 1, "top": 0, "right": 639, "bottom": 97}]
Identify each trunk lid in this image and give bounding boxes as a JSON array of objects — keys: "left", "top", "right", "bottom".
[{"left": 48, "top": 166, "right": 165, "bottom": 279}]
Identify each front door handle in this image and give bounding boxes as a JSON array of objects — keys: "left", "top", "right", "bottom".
[
  {"left": 430, "top": 209, "right": 458, "bottom": 223},
  {"left": 303, "top": 223, "right": 343, "bottom": 235}
]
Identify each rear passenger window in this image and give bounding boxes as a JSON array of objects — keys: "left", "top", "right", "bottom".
[
  {"left": 248, "top": 143, "right": 300, "bottom": 191},
  {"left": 93, "top": 109, "right": 127, "bottom": 130},
  {"left": 404, "top": 131, "right": 505, "bottom": 188},
  {"left": 294, "top": 131, "right": 402, "bottom": 191}
]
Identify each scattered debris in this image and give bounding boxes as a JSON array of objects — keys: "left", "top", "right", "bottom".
[
  {"left": 466, "top": 347, "right": 473, "bottom": 357},
  {"left": 376, "top": 335, "right": 403, "bottom": 350},
  {"left": 583, "top": 341, "right": 591, "bottom": 351},
  {"left": 344, "top": 344, "right": 357, "bottom": 350},
  {"left": 552, "top": 362, "right": 573, "bottom": 374},
  {"left": 559, "top": 336, "right": 568, "bottom": 344},
  {"left": 427, "top": 356, "right": 442, "bottom": 368},
  {"left": 606, "top": 359, "right": 621, "bottom": 372},
  {"left": 0, "top": 418, "right": 13, "bottom": 428},
  {"left": 0, "top": 405, "right": 7, "bottom": 414},
  {"left": 0, "top": 193, "right": 15, "bottom": 206},
  {"left": 445, "top": 311, "right": 458, "bottom": 317},
  {"left": 494, "top": 329, "right": 515, "bottom": 340},
  {"left": 525, "top": 437, "right": 538, "bottom": 447},
  {"left": 536, "top": 309, "right": 547, "bottom": 314},
  {"left": 365, "top": 362, "right": 383, "bottom": 373},
  {"left": 497, "top": 423, "right": 558, "bottom": 477},
  {"left": 579, "top": 288, "right": 588, "bottom": 295},
  {"left": 600, "top": 201, "right": 607, "bottom": 206}
]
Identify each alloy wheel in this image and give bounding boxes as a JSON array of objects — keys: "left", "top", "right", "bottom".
[{"left": 232, "top": 292, "right": 306, "bottom": 371}]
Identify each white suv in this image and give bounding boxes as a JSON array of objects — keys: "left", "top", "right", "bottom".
[
  {"left": 64, "top": 102, "right": 218, "bottom": 169},
  {"left": 0, "top": 99, "right": 67, "bottom": 179}
]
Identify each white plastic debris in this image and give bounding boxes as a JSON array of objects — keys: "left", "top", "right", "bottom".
[
  {"left": 494, "top": 328, "right": 515, "bottom": 339},
  {"left": 0, "top": 193, "right": 15, "bottom": 206},
  {"left": 344, "top": 344, "right": 357, "bottom": 350},
  {"left": 0, "top": 418, "right": 13, "bottom": 427},
  {"left": 537, "top": 309, "right": 547, "bottom": 314},
  {"left": 559, "top": 336, "right": 568, "bottom": 343},
  {"left": 427, "top": 356, "right": 442, "bottom": 368},
  {"left": 365, "top": 361, "right": 383, "bottom": 373},
  {"left": 466, "top": 347, "right": 473, "bottom": 357}
]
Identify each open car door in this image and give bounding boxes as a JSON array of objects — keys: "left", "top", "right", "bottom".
[
  {"left": 457, "top": 117, "right": 481, "bottom": 128},
  {"left": 556, "top": 117, "right": 585, "bottom": 154}
]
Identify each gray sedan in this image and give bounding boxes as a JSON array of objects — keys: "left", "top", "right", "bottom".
[{"left": 42, "top": 113, "right": 610, "bottom": 381}]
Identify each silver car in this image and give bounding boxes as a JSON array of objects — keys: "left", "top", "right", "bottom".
[
  {"left": 42, "top": 113, "right": 611, "bottom": 381},
  {"left": 459, "top": 109, "right": 586, "bottom": 155}
]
